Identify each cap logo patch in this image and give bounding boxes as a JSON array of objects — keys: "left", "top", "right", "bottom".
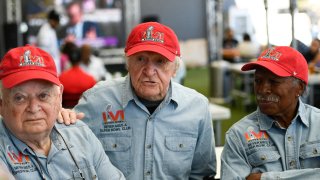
[
  {"left": 261, "top": 47, "right": 282, "bottom": 61},
  {"left": 20, "top": 50, "right": 45, "bottom": 67},
  {"left": 141, "top": 26, "right": 164, "bottom": 43}
]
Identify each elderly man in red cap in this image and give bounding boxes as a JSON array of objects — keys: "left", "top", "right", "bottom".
[
  {"left": 60, "top": 22, "right": 216, "bottom": 179},
  {"left": 221, "top": 46, "right": 320, "bottom": 179},
  {"left": 0, "top": 45, "right": 124, "bottom": 179}
]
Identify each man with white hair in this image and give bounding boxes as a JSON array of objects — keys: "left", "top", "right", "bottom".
[
  {"left": 60, "top": 22, "right": 216, "bottom": 179},
  {"left": 0, "top": 45, "right": 124, "bottom": 179}
]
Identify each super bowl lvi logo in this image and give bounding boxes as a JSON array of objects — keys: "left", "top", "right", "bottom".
[
  {"left": 101, "top": 104, "right": 124, "bottom": 124},
  {"left": 19, "top": 50, "right": 45, "bottom": 67}
]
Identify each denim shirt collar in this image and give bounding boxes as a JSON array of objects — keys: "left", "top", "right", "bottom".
[
  {"left": 1, "top": 120, "right": 69, "bottom": 157},
  {"left": 121, "top": 75, "right": 178, "bottom": 109},
  {"left": 2, "top": 121, "right": 30, "bottom": 155},
  {"left": 121, "top": 75, "right": 135, "bottom": 108},
  {"left": 258, "top": 98, "right": 309, "bottom": 130}
]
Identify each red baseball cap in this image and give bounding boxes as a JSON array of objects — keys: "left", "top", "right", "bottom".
[
  {"left": 124, "top": 22, "right": 180, "bottom": 61},
  {"left": 241, "top": 46, "right": 308, "bottom": 84},
  {"left": 0, "top": 45, "right": 60, "bottom": 88}
]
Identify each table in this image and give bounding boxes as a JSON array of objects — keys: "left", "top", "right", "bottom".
[
  {"left": 209, "top": 103, "right": 231, "bottom": 146},
  {"left": 228, "top": 63, "right": 255, "bottom": 110},
  {"left": 98, "top": 48, "right": 127, "bottom": 74}
]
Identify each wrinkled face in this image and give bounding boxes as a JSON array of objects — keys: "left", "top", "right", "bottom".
[
  {"left": 254, "top": 67, "right": 303, "bottom": 117},
  {"left": 67, "top": 4, "right": 82, "bottom": 25},
  {"left": 0, "top": 80, "right": 62, "bottom": 139},
  {"left": 127, "top": 51, "right": 177, "bottom": 101}
]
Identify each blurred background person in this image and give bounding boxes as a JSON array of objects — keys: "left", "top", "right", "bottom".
[
  {"left": 58, "top": 0, "right": 100, "bottom": 44},
  {"left": 80, "top": 44, "right": 112, "bottom": 81},
  {"left": 238, "top": 33, "right": 261, "bottom": 62},
  {"left": 37, "top": 9, "right": 61, "bottom": 74},
  {"left": 222, "top": 27, "right": 240, "bottom": 63},
  {"left": 302, "top": 38, "right": 320, "bottom": 64},
  {"left": 59, "top": 42, "right": 96, "bottom": 108},
  {"left": 308, "top": 51, "right": 320, "bottom": 74},
  {"left": 59, "top": 42, "right": 72, "bottom": 72}
]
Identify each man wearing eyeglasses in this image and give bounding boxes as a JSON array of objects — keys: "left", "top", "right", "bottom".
[{"left": 0, "top": 45, "right": 125, "bottom": 179}]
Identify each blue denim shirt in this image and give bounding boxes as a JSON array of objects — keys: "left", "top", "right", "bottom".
[
  {"left": 0, "top": 120, "right": 125, "bottom": 180},
  {"left": 221, "top": 99, "right": 320, "bottom": 180},
  {"left": 74, "top": 75, "right": 216, "bottom": 180}
]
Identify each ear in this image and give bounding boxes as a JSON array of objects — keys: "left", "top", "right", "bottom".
[
  {"left": 297, "top": 81, "right": 305, "bottom": 97},
  {"left": 0, "top": 98, "right": 2, "bottom": 116},
  {"left": 172, "top": 58, "right": 181, "bottom": 78},
  {"left": 59, "top": 84, "right": 64, "bottom": 103}
]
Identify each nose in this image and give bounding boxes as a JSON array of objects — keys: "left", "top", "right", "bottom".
[
  {"left": 27, "top": 98, "right": 41, "bottom": 113},
  {"left": 255, "top": 81, "right": 271, "bottom": 95},
  {"left": 143, "top": 61, "right": 157, "bottom": 76}
]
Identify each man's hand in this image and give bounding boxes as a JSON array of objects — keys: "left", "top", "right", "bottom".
[
  {"left": 246, "top": 173, "right": 262, "bottom": 180},
  {"left": 57, "top": 108, "right": 85, "bottom": 125}
]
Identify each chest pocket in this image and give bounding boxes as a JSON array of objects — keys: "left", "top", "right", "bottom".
[
  {"left": 300, "top": 141, "right": 320, "bottom": 168},
  {"left": 163, "top": 136, "right": 197, "bottom": 175},
  {"left": 248, "top": 150, "right": 280, "bottom": 167},
  {"left": 101, "top": 137, "right": 133, "bottom": 177},
  {"left": 103, "top": 137, "right": 131, "bottom": 152}
]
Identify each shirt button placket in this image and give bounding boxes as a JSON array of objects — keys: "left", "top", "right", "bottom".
[
  {"left": 146, "top": 171, "right": 151, "bottom": 176},
  {"left": 144, "top": 116, "right": 153, "bottom": 180},
  {"left": 286, "top": 132, "right": 297, "bottom": 169}
]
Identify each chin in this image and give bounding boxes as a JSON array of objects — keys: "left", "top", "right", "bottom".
[
  {"left": 259, "top": 107, "right": 276, "bottom": 116},
  {"left": 143, "top": 95, "right": 162, "bottom": 101}
]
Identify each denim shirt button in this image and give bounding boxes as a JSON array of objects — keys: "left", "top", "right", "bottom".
[
  {"left": 313, "top": 148, "right": 318, "bottom": 154},
  {"left": 146, "top": 171, "right": 151, "bottom": 175},
  {"left": 112, "top": 144, "right": 117, "bottom": 148},
  {"left": 146, "top": 144, "right": 152, "bottom": 149},
  {"left": 289, "top": 160, "right": 295, "bottom": 167},
  {"left": 260, "top": 155, "right": 266, "bottom": 161}
]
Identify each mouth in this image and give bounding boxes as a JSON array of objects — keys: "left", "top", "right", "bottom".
[
  {"left": 142, "top": 80, "right": 157, "bottom": 85},
  {"left": 257, "top": 100, "right": 274, "bottom": 105},
  {"left": 256, "top": 95, "right": 279, "bottom": 104},
  {"left": 26, "top": 118, "right": 44, "bottom": 122}
]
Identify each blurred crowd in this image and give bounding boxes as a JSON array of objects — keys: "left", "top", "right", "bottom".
[{"left": 35, "top": 1, "right": 113, "bottom": 108}]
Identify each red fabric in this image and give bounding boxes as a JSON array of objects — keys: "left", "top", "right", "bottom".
[
  {"left": 124, "top": 22, "right": 180, "bottom": 62},
  {"left": 59, "top": 66, "right": 96, "bottom": 108},
  {"left": 0, "top": 45, "right": 60, "bottom": 88},
  {"left": 241, "top": 46, "right": 308, "bottom": 85}
]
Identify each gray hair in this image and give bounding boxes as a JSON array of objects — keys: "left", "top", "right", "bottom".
[{"left": 290, "top": 77, "right": 308, "bottom": 97}]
